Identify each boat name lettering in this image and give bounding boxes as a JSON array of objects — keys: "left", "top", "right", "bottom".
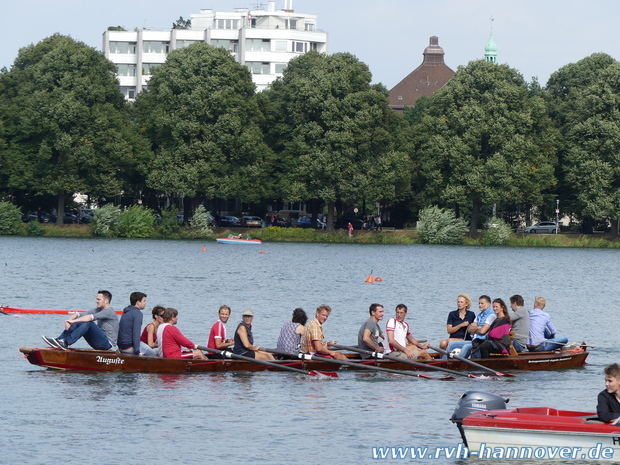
[
  {"left": 96, "top": 355, "right": 125, "bottom": 365},
  {"left": 527, "top": 358, "right": 567, "bottom": 364}
]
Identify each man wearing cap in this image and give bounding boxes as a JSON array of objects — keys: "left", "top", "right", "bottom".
[
  {"left": 301, "top": 305, "right": 347, "bottom": 360},
  {"left": 232, "top": 309, "right": 275, "bottom": 360}
]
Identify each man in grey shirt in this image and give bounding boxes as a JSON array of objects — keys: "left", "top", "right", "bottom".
[
  {"left": 357, "top": 303, "right": 385, "bottom": 358},
  {"left": 43, "top": 290, "right": 119, "bottom": 350},
  {"left": 509, "top": 294, "right": 529, "bottom": 352}
]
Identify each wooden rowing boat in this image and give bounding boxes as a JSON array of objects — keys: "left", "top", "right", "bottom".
[
  {"left": 452, "top": 391, "right": 620, "bottom": 461},
  {"left": 2, "top": 306, "right": 123, "bottom": 315},
  {"left": 18, "top": 346, "right": 589, "bottom": 373},
  {"left": 216, "top": 237, "right": 262, "bottom": 245}
]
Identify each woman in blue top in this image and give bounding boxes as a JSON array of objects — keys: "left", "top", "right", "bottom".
[{"left": 439, "top": 294, "right": 476, "bottom": 350}]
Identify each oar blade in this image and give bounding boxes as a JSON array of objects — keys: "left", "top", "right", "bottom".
[{"left": 309, "top": 370, "right": 339, "bottom": 378}]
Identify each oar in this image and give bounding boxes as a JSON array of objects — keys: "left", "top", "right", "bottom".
[
  {"left": 197, "top": 346, "right": 338, "bottom": 378},
  {"left": 429, "top": 345, "right": 515, "bottom": 378},
  {"left": 261, "top": 348, "right": 454, "bottom": 380},
  {"left": 331, "top": 344, "right": 478, "bottom": 379}
]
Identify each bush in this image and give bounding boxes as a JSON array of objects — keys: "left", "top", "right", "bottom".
[
  {"left": 25, "top": 220, "right": 44, "bottom": 236},
  {"left": 91, "top": 204, "right": 121, "bottom": 237},
  {"left": 189, "top": 205, "right": 214, "bottom": 239},
  {"left": 416, "top": 206, "right": 466, "bottom": 245},
  {"left": 482, "top": 216, "right": 513, "bottom": 245},
  {"left": 117, "top": 205, "right": 154, "bottom": 238},
  {"left": 156, "top": 208, "right": 182, "bottom": 238},
  {"left": 0, "top": 202, "right": 23, "bottom": 235}
]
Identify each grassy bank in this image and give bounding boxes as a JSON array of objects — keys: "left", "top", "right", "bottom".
[{"left": 13, "top": 223, "right": 620, "bottom": 247}]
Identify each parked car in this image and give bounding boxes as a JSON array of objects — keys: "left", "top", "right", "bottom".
[
  {"left": 22, "top": 211, "right": 49, "bottom": 223},
  {"left": 524, "top": 221, "right": 559, "bottom": 234},
  {"left": 78, "top": 209, "right": 96, "bottom": 224},
  {"left": 274, "top": 216, "right": 290, "bottom": 227},
  {"left": 219, "top": 216, "right": 241, "bottom": 227},
  {"left": 334, "top": 217, "right": 365, "bottom": 230},
  {"left": 63, "top": 212, "right": 79, "bottom": 224},
  {"left": 297, "top": 216, "right": 326, "bottom": 229},
  {"left": 242, "top": 216, "right": 263, "bottom": 228}
]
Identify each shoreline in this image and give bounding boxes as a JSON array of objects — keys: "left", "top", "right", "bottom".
[{"left": 10, "top": 223, "right": 620, "bottom": 248}]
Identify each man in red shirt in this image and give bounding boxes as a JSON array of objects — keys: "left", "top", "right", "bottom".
[
  {"left": 207, "top": 305, "right": 234, "bottom": 358},
  {"left": 157, "top": 307, "right": 206, "bottom": 359}
]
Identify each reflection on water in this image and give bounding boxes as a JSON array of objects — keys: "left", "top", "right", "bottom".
[{"left": 1, "top": 237, "right": 619, "bottom": 464}]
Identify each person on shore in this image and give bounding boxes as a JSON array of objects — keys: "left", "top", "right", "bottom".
[
  {"left": 140, "top": 306, "right": 164, "bottom": 357},
  {"left": 527, "top": 296, "right": 568, "bottom": 351},
  {"left": 207, "top": 305, "right": 234, "bottom": 358},
  {"left": 347, "top": 222, "right": 353, "bottom": 237},
  {"left": 117, "top": 291, "right": 148, "bottom": 356},
  {"left": 233, "top": 309, "right": 275, "bottom": 360},
  {"left": 157, "top": 307, "right": 206, "bottom": 359},
  {"left": 445, "top": 295, "right": 496, "bottom": 359},
  {"left": 597, "top": 363, "right": 620, "bottom": 423},
  {"left": 301, "top": 305, "right": 347, "bottom": 360},
  {"left": 42, "top": 290, "right": 119, "bottom": 350},
  {"left": 384, "top": 304, "right": 431, "bottom": 361},
  {"left": 439, "top": 294, "right": 475, "bottom": 350},
  {"left": 509, "top": 294, "right": 529, "bottom": 352},
  {"left": 276, "top": 308, "right": 308, "bottom": 357},
  {"left": 357, "top": 303, "right": 385, "bottom": 358},
  {"left": 469, "top": 298, "right": 512, "bottom": 359}
]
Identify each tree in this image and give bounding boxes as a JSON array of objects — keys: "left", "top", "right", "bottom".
[
  {"left": 172, "top": 17, "right": 191, "bottom": 29},
  {"left": 135, "top": 43, "right": 271, "bottom": 214},
  {"left": 413, "top": 60, "right": 558, "bottom": 233},
  {"left": 546, "top": 54, "right": 620, "bottom": 235},
  {"left": 259, "top": 51, "right": 411, "bottom": 230},
  {"left": 0, "top": 34, "right": 149, "bottom": 222}
]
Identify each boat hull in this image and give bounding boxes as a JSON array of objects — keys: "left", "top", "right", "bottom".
[
  {"left": 463, "top": 408, "right": 620, "bottom": 461},
  {"left": 216, "top": 238, "right": 262, "bottom": 245},
  {"left": 19, "top": 347, "right": 588, "bottom": 373}
]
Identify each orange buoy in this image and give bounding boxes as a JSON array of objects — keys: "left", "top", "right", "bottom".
[
  {"left": 375, "top": 277, "right": 383, "bottom": 282},
  {"left": 259, "top": 251, "right": 265, "bottom": 254},
  {"left": 365, "top": 274, "right": 374, "bottom": 283},
  {"left": 201, "top": 246, "right": 207, "bottom": 252}
]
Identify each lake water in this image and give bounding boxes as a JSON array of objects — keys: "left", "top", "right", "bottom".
[{"left": 1, "top": 237, "right": 619, "bottom": 464}]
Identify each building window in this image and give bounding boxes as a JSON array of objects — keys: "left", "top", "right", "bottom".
[
  {"left": 286, "top": 19, "right": 297, "bottom": 30},
  {"left": 216, "top": 18, "right": 240, "bottom": 29},
  {"left": 142, "top": 63, "right": 162, "bottom": 75},
  {"left": 176, "top": 40, "right": 200, "bottom": 49},
  {"left": 292, "top": 41, "right": 307, "bottom": 53},
  {"left": 211, "top": 39, "right": 238, "bottom": 53},
  {"left": 247, "top": 62, "right": 270, "bottom": 75},
  {"left": 109, "top": 41, "right": 136, "bottom": 54},
  {"left": 275, "top": 41, "right": 287, "bottom": 52},
  {"left": 120, "top": 86, "right": 136, "bottom": 99},
  {"left": 310, "top": 42, "right": 319, "bottom": 51},
  {"left": 246, "top": 39, "right": 270, "bottom": 52},
  {"left": 305, "top": 23, "right": 316, "bottom": 32},
  {"left": 143, "top": 41, "right": 170, "bottom": 54},
  {"left": 117, "top": 64, "right": 137, "bottom": 77},
  {"left": 275, "top": 63, "right": 286, "bottom": 74}
]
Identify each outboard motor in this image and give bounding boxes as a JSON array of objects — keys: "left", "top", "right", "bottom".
[{"left": 451, "top": 391, "right": 508, "bottom": 447}]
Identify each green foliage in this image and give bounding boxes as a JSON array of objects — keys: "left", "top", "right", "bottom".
[
  {"left": 0, "top": 201, "right": 22, "bottom": 235},
  {"left": 117, "top": 205, "right": 154, "bottom": 238},
  {"left": 92, "top": 204, "right": 121, "bottom": 237},
  {"left": 135, "top": 43, "right": 270, "bottom": 202},
  {"left": 413, "top": 60, "right": 558, "bottom": 233},
  {"left": 25, "top": 220, "right": 44, "bottom": 236},
  {"left": 481, "top": 216, "right": 513, "bottom": 245},
  {"left": 157, "top": 208, "right": 181, "bottom": 238},
  {"left": 172, "top": 17, "right": 191, "bottom": 29},
  {"left": 189, "top": 205, "right": 214, "bottom": 239},
  {"left": 107, "top": 26, "right": 126, "bottom": 31},
  {"left": 416, "top": 206, "right": 466, "bottom": 245}
]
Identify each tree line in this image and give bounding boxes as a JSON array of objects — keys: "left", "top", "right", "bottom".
[{"left": 0, "top": 34, "right": 618, "bottom": 233}]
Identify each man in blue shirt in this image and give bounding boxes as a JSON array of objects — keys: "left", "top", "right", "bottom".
[{"left": 528, "top": 296, "right": 568, "bottom": 351}]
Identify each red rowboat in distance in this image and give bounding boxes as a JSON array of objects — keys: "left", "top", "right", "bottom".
[{"left": 1, "top": 306, "right": 123, "bottom": 315}]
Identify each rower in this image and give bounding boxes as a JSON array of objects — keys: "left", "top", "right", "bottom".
[
  {"left": 276, "top": 308, "right": 308, "bottom": 358},
  {"left": 357, "top": 303, "right": 385, "bottom": 358},
  {"left": 384, "top": 304, "right": 431, "bottom": 361},
  {"left": 158, "top": 307, "right": 206, "bottom": 359},
  {"left": 527, "top": 296, "right": 568, "bottom": 351},
  {"left": 206, "top": 305, "right": 234, "bottom": 359},
  {"left": 232, "top": 309, "right": 275, "bottom": 360},
  {"left": 301, "top": 305, "right": 347, "bottom": 360},
  {"left": 117, "top": 292, "right": 152, "bottom": 356}
]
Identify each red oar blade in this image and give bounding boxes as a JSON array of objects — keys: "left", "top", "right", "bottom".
[
  {"left": 417, "top": 373, "right": 455, "bottom": 381},
  {"left": 309, "top": 370, "right": 339, "bottom": 378}
]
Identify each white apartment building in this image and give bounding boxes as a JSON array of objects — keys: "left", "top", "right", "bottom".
[{"left": 102, "top": 0, "right": 328, "bottom": 100}]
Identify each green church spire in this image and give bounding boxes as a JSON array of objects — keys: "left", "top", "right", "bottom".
[{"left": 485, "top": 17, "right": 497, "bottom": 63}]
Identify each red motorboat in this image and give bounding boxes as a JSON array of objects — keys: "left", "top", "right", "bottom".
[{"left": 452, "top": 391, "right": 620, "bottom": 461}]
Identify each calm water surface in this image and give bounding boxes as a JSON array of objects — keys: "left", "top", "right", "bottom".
[{"left": 1, "top": 237, "right": 619, "bottom": 464}]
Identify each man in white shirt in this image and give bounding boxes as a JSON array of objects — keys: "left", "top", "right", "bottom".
[{"left": 384, "top": 304, "right": 431, "bottom": 361}]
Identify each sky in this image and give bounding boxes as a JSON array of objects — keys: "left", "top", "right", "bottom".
[{"left": 2, "top": 0, "right": 620, "bottom": 89}]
